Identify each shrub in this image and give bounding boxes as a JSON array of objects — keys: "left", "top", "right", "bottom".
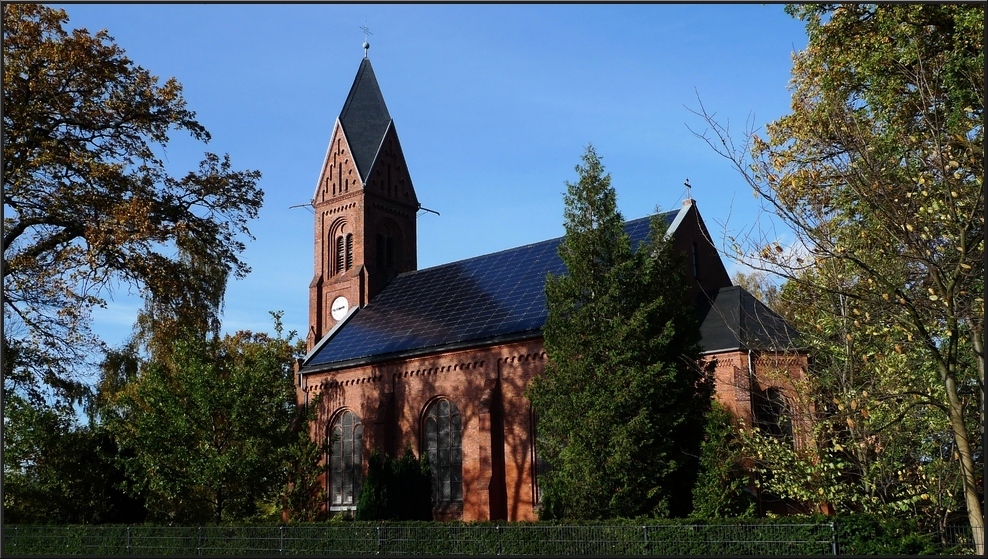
[{"left": 355, "top": 448, "right": 431, "bottom": 521}]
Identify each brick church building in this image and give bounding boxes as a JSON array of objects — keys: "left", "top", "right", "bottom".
[{"left": 296, "top": 54, "right": 810, "bottom": 521}]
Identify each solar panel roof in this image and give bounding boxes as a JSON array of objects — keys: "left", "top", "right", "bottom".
[{"left": 301, "top": 212, "right": 677, "bottom": 371}]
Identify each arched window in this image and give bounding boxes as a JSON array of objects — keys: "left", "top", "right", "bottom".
[
  {"left": 423, "top": 399, "right": 462, "bottom": 505},
  {"left": 329, "top": 410, "right": 363, "bottom": 508},
  {"left": 345, "top": 233, "right": 354, "bottom": 270},
  {"left": 691, "top": 242, "right": 699, "bottom": 279},
  {"left": 754, "top": 387, "right": 793, "bottom": 441},
  {"left": 375, "top": 223, "right": 401, "bottom": 272},
  {"left": 334, "top": 233, "right": 354, "bottom": 275},
  {"left": 335, "top": 235, "right": 345, "bottom": 274},
  {"left": 376, "top": 233, "right": 386, "bottom": 269}
]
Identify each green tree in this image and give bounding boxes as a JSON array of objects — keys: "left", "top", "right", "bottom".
[
  {"left": 740, "top": 266, "right": 966, "bottom": 531},
  {"left": 105, "top": 322, "right": 300, "bottom": 523},
  {"left": 275, "top": 393, "right": 329, "bottom": 523},
  {"left": 2, "top": 4, "right": 262, "bottom": 404},
  {"left": 2, "top": 391, "right": 147, "bottom": 524},
  {"left": 691, "top": 4, "right": 983, "bottom": 549},
  {"left": 690, "top": 402, "right": 757, "bottom": 519},
  {"left": 527, "top": 146, "right": 712, "bottom": 520}
]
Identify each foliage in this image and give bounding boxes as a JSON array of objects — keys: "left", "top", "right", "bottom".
[
  {"left": 273, "top": 394, "right": 329, "bottom": 523},
  {"left": 833, "top": 514, "right": 939, "bottom": 555},
  {"left": 355, "top": 448, "right": 432, "bottom": 521},
  {"left": 741, "top": 269, "right": 967, "bottom": 526},
  {"left": 527, "top": 146, "right": 712, "bottom": 520},
  {"left": 104, "top": 318, "right": 300, "bottom": 524},
  {"left": 2, "top": 392, "right": 147, "bottom": 524},
  {"left": 690, "top": 4, "right": 983, "bottom": 550},
  {"left": 2, "top": 4, "right": 262, "bottom": 404},
  {"left": 690, "top": 402, "right": 757, "bottom": 519}
]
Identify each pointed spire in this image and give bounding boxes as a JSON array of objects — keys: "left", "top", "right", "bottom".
[{"left": 339, "top": 57, "right": 392, "bottom": 183}]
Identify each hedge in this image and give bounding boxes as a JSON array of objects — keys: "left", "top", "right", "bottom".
[{"left": 2, "top": 515, "right": 978, "bottom": 556}]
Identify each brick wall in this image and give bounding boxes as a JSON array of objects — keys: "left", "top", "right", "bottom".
[{"left": 301, "top": 338, "right": 546, "bottom": 522}]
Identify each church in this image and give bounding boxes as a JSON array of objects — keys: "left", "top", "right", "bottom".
[{"left": 295, "top": 52, "right": 811, "bottom": 522}]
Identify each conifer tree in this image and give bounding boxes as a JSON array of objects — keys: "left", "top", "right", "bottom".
[{"left": 528, "top": 146, "right": 712, "bottom": 519}]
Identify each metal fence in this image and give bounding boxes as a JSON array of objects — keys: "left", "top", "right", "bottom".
[{"left": 1, "top": 523, "right": 979, "bottom": 556}]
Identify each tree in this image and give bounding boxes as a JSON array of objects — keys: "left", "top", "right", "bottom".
[
  {"left": 691, "top": 4, "right": 983, "bottom": 550},
  {"left": 527, "top": 146, "right": 712, "bottom": 519},
  {"left": 105, "top": 322, "right": 300, "bottom": 523},
  {"left": 690, "top": 402, "right": 757, "bottom": 519},
  {"left": 2, "top": 391, "right": 147, "bottom": 524},
  {"left": 2, "top": 4, "right": 262, "bottom": 403}
]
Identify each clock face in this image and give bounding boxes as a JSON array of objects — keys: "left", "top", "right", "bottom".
[{"left": 331, "top": 296, "right": 350, "bottom": 321}]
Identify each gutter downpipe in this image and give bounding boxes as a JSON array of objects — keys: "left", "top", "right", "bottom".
[{"left": 748, "top": 347, "right": 762, "bottom": 516}]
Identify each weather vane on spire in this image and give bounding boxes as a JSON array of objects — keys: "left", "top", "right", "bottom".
[
  {"left": 360, "top": 24, "right": 372, "bottom": 58},
  {"left": 684, "top": 178, "right": 692, "bottom": 201}
]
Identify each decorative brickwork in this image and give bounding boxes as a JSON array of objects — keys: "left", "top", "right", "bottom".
[{"left": 308, "top": 94, "right": 418, "bottom": 350}]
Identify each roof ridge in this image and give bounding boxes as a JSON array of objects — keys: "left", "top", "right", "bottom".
[{"left": 392, "top": 212, "right": 674, "bottom": 280}]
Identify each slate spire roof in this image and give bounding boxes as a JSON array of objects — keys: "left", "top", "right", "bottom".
[{"left": 339, "top": 58, "right": 392, "bottom": 183}]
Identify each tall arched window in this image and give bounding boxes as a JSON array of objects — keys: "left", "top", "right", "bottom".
[
  {"left": 345, "top": 233, "right": 354, "bottom": 270},
  {"left": 375, "top": 222, "right": 401, "bottom": 272},
  {"left": 376, "top": 233, "right": 386, "bottom": 269},
  {"left": 691, "top": 242, "right": 699, "bottom": 279},
  {"left": 329, "top": 410, "right": 363, "bottom": 508},
  {"left": 335, "top": 235, "right": 345, "bottom": 274},
  {"left": 423, "top": 399, "right": 462, "bottom": 505},
  {"left": 754, "top": 387, "right": 793, "bottom": 441},
  {"left": 334, "top": 233, "right": 354, "bottom": 275}
]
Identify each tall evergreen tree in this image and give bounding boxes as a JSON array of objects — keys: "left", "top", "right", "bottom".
[{"left": 527, "top": 146, "right": 712, "bottom": 519}]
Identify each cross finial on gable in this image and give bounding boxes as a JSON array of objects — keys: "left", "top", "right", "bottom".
[{"left": 684, "top": 178, "right": 692, "bottom": 202}]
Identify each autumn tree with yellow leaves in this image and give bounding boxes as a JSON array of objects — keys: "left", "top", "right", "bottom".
[
  {"left": 692, "top": 4, "right": 982, "bottom": 551},
  {"left": 2, "top": 5, "right": 262, "bottom": 404}
]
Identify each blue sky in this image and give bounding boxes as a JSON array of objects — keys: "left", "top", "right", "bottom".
[{"left": 52, "top": 3, "right": 810, "bottom": 349}]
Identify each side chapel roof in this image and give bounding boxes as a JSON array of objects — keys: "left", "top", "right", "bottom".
[
  {"left": 338, "top": 58, "right": 392, "bottom": 183},
  {"left": 696, "top": 285, "right": 801, "bottom": 354}
]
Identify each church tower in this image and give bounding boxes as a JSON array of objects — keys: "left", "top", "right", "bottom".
[{"left": 308, "top": 52, "right": 419, "bottom": 350}]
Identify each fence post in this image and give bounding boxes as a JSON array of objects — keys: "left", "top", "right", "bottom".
[
  {"left": 830, "top": 521, "right": 838, "bottom": 556},
  {"left": 126, "top": 526, "right": 131, "bottom": 556},
  {"left": 279, "top": 525, "right": 285, "bottom": 555},
  {"left": 643, "top": 525, "right": 649, "bottom": 555},
  {"left": 376, "top": 525, "right": 382, "bottom": 556},
  {"left": 197, "top": 526, "right": 203, "bottom": 556},
  {"left": 496, "top": 525, "right": 502, "bottom": 556}
]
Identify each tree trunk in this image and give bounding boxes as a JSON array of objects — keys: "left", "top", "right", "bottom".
[{"left": 945, "top": 373, "right": 984, "bottom": 554}]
